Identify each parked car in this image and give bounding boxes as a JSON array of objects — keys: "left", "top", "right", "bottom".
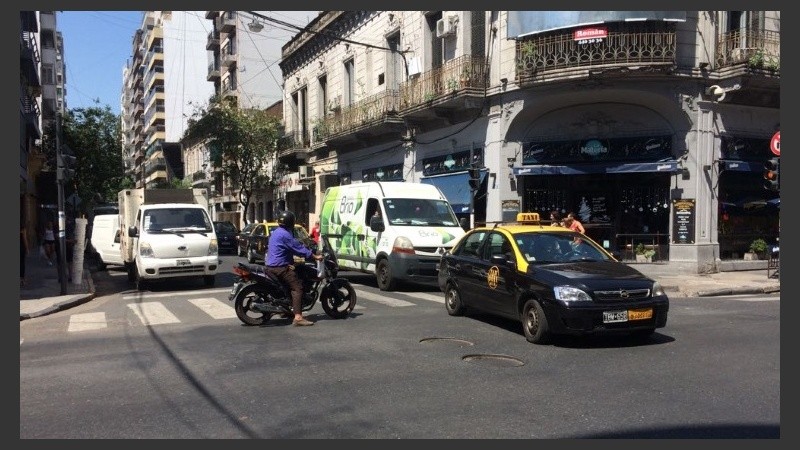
[
  {"left": 213, "top": 221, "right": 239, "bottom": 254},
  {"left": 242, "top": 221, "right": 313, "bottom": 264},
  {"left": 236, "top": 223, "right": 257, "bottom": 257},
  {"left": 437, "top": 213, "right": 669, "bottom": 344}
]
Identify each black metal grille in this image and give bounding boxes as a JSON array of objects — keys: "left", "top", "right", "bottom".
[{"left": 593, "top": 289, "right": 651, "bottom": 301}]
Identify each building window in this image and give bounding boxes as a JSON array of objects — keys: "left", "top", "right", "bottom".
[
  {"left": 318, "top": 75, "right": 327, "bottom": 116},
  {"left": 344, "top": 58, "right": 355, "bottom": 106},
  {"left": 42, "top": 64, "right": 55, "bottom": 85},
  {"left": 386, "top": 32, "right": 403, "bottom": 89}
]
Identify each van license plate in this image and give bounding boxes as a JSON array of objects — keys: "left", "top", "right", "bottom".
[
  {"left": 603, "top": 311, "right": 628, "bottom": 323},
  {"left": 177, "top": 259, "right": 190, "bottom": 266}
]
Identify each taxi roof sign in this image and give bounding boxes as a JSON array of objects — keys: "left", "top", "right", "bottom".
[{"left": 516, "top": 212, "right": 540, "bottom": 224}]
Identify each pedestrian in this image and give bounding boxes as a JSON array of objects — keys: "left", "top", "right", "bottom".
[
  {"left": 265, "top": 210, "right": 323, "bottom": 326},
  {"left": 564, "top": 212, "right": 585, "bottom": 234},
  {"left": 309, "top": 220, "right": 320, "bottom": 245},
  {"left": 549, "top": 211, "right": 563, "bottom": 227},
  {"left": 20, "top": 224, "right": 29, "bottom": 287},
  {"left": 43, "top": 221, "right": 56, "bottom": 266}
]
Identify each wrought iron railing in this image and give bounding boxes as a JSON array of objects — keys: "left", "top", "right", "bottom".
[
  {"left": 716, "top": 29, "right": 780, "bottom": 70},
  {"left": 398, "top": 55, "right": 486, "bottom": 110},
  {"left": 317, "top": 89, "right": 400, "bottom": 140},
  {"left": 515, "top": 23, "right": 676, "bottom": 81},
  {"left": 277, "top": 131, "right": 310, "bottom": 151}
]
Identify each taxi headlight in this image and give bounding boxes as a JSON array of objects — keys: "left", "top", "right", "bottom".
[
  {"left": 652, "top": 281, "right": 665, "bottom": 297},
  {"left": 554, "top": 285, "right": 592, "bottom": 303}
]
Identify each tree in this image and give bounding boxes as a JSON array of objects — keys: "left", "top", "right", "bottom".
[
  {"left": 40, "top": 105, "right": 124, "bottom": 214},
  {"left": 183, "top": 96, "right": 282, "bottom": 219}
]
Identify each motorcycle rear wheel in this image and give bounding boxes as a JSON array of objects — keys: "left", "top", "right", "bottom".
[
  {"left": 320, "top": 281, "right": 357, "bottom": 319},
  {"left": 234, "top": 284, "right": 272, "bottom": 326}
]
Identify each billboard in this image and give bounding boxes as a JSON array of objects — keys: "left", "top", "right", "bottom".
[{"left": 507, "top": 11, "right": 687, "bottom": 38}]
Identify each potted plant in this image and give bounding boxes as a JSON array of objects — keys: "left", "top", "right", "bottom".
[
  {"left": 745, "top": 238, "right": 768, "bottom": 260},
  {"left": 635, "top": 243, "right": 656, "bottom": 263}
]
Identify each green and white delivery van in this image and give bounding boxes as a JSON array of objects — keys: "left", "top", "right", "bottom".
[{"left": 320, "top": 181, "right": 465, "bottom": 291}]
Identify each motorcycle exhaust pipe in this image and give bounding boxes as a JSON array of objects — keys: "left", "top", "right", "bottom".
[{"left": 250, "top": 302, "right": 286, "bottom": 314}]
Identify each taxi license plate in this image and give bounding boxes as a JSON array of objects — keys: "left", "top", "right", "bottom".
[
  {"left": 177, "top": 259, "right": 191, "bottom": 266},
  {"left": 603, "top": 308, "right": 653, "bottom": 323}
]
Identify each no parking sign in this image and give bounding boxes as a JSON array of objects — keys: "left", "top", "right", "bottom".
[{"left": 770, "top": 131, "right": 780, "bottom": 156}]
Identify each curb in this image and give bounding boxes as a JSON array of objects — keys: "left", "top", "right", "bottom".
[{"left": 19, "top": 271, "right": 96, "bottom": 321}]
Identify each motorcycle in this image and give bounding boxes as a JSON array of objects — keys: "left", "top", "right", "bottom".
[{"left": 228, "top": 236, "right": 357, "bottom": 325}]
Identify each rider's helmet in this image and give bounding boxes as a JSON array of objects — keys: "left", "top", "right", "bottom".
[{"left": 277, "top": 210, "right": 296, "bottom": 229}]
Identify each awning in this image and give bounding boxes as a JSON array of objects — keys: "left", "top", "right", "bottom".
[
  {"left": 720, "top": 160, "right": 761, "bottom": 172},
  {"left": 513, "top": 160, "right": 679, "bottom": 176},
  {"left": 421, "top": 170, "right": 487, "bottom": 214}
]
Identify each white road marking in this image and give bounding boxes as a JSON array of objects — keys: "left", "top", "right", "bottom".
[
  {"left": 122, "top": 288, "right": 231, "bottom": 301},
  {"left": 356, "top": 290, "right": 415, "bottom": 307},
  {"left": 127, "top": 302, "right": 181, "bottom": 326},
  {"left": 410, "top": 292, "right": 445, "bottom": 304},
  {"left": 67, "top": 312, "right": 108, "bottom": 332},
  {"left": 188, "top": 297, "right": 237, "bottom": 319}
]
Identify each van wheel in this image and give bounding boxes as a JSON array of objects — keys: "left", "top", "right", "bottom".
[{"left": 376, "top": 259, "right": 396, "bottom": 291}]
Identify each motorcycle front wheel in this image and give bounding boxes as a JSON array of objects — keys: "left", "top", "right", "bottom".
[
  {"left": 233, "top": 284, "right": 272, "bottom": 326},
  {"left": 320, "top": 280, "right": 357, "bottom": 319}
]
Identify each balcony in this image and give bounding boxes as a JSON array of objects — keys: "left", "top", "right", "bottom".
[
  {"left": 206, "top": 30, "right": 220, "bottom": 50},
  {"left": 221, "top": 77, "right": 237, "bottom": 98},
  {"left": 710, "top": 28, "right": 779, "bottom": 108},
  {"left": 316, "top": 89, "right": 404, "bottom": 149},
  {"left": 207, "top": 60, "right": 221, "bottom": 81},
  {"left": 221, "top": 40, "right": 236, "bottom": 67},
  {"left": 218, "top": 11, "right": 236, "bottom": 33},
  {"left": 716, "top": 29, "right": 780, "bottom": 70},
  {"left": 20, "top": 31, "right": 41, "bottom": 90},
  {"left": 514, "top": 22, "right": 676, "bottom": 85},
  {"left": 20, "top": 88, "right": 41, "bottom": 139},
  {"left": 397, "top": 55, "right": 486, "bottom": 131},
  {"left": 276, "top": 131, "right": 311, "bottom": 162}
]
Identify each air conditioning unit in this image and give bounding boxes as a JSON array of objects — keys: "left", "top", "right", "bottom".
[
  {"left": 436, "top": 15, "right": 458, "bottom": 38},
  {"left": 298, "top": 165, "right": 314, "bottom": 179}
]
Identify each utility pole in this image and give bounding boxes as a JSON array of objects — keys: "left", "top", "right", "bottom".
[{"left": 55, "top": 111, "right": 67, "bottom": 294}]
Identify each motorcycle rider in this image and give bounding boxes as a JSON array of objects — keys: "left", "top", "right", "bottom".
[{"left": 265, "top": 210, "right": 323, "bottom": 326}]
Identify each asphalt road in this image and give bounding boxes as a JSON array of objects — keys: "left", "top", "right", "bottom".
[{"left": 20, "top": 254, "right": 780, "bottom": 438}]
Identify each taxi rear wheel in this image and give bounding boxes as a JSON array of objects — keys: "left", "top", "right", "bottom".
[
  {"left": 522, "top": 299, "right": 551, "bottom": 344},
  {"left": 445, "top": 283, "right": 465, "bottom": 316}
]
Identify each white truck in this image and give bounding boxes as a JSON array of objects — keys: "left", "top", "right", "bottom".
[
  {"left": 118, "top": 188, "right": 219, "bottom": 290},
  {"left": 319, "top": 181, "right": 465, "bottom": 291}
]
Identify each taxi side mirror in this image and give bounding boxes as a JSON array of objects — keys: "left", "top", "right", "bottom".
[{"left": 491, "top": 254, "right": 516, "bottom": 269}]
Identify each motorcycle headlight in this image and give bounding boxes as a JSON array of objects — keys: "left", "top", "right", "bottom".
[{"left": 554, "top": 285, "right": 592, "bottom": 303}]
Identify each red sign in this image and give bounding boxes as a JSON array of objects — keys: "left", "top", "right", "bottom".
[
  {"left": 770, "top": 131, "right": 780, "bottom": 156},
  {"left": 574, "top": 27, "right": 608, "bottom": 42}
]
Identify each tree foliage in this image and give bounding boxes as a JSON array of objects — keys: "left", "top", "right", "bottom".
[
  {"left": 40, "top": 105, "right": 125, "bottom": 213},
  {"left": 183, "top": 96, "right": 281, "bottom": 216}
]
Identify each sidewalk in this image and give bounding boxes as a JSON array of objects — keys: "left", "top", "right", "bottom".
[{"left": 20, "top": 254, "right": 779, "bottom": 321}]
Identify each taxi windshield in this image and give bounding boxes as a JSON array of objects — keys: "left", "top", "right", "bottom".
[{"left": 513, "top": 231, "right": 611, "bottom": 263}]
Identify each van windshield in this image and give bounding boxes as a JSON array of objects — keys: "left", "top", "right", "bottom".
[
  {"left": 143, "top": 208, "right": 212, "bottom": 233},
  {"left": 382, "top": 198, "right": 459, "bottom": 226}
]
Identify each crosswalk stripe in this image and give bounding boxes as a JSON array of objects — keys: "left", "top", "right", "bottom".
[
  {"left": 356, "top": 290, "right": 415, "bottom": 307},
  {"left": 68, "top": 312, "right": 107, "bottom": 332},
  {"left": 409, "top": 292, "right": 445, "bottom": 304},
  {"left": 127, "top": 302, "right": 181, "bottom": 325},
  {"left": 122, "top": 288, "right": 231, "bottom": 301},
  {"left": 188, "top": 297, "right": 237, "bottom": 319}
]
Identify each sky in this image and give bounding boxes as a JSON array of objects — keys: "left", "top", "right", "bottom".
[{"left": 57, "top": 11, "right": 318, "bottom": 116}]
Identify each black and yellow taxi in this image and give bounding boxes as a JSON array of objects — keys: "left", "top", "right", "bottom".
[
  {"left": 243, "top": 221, "right": 313, "bottom": 264},
  {"left": 437, "top": 213, "right": 668, "bottom": 344}
]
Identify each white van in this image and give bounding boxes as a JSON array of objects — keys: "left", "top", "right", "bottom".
[
  {"left": 320, "top": 181, "right": 465, "bottom": 291},
  {"left": 90, "top": 214, "right": 123, "bottom": 269}
]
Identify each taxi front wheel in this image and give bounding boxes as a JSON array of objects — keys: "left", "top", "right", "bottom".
[
  {"left": 445, "top": 283, "right": 465, "bottom": 316},
  {"left": 522, "top": 299, "right": 551, "bottom": 344}
]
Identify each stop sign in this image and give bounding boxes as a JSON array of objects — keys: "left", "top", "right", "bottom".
[{"left": 770, "top": 131, "right": 780, "bottom": 156}]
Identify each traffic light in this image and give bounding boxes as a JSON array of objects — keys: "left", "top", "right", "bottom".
[
  {"left": 468, "top": 166, "right": 481, "bottom": 191},
  {"left": 57, "top": 152, "right": 77, "bottom": 182},
  {"left": 763, "top": 157, "right": 779, "bottom": 191}
]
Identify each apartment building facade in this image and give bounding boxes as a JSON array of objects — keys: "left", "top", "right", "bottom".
[
  {"left": 121, "top": 11, "right": 213, "bottom": 189},
  {"left": 279, "top": 11, "right": 780, "bottom": 274}
]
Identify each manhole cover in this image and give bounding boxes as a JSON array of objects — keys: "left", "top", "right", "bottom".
[
  {"left": 462, "top": 353, "right": 525, "bottom": 367},
  {"left": 419, "top": 337, "right": 474, "bottom": 346}
]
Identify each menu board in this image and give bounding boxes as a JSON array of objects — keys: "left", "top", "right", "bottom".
[{"left": 672, "top": 199, "right": 695, "bottom": 244}]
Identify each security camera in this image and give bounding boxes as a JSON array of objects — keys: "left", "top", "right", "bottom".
[{"left": 705, "top": 85, "right": 726, "bottom": 102}]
